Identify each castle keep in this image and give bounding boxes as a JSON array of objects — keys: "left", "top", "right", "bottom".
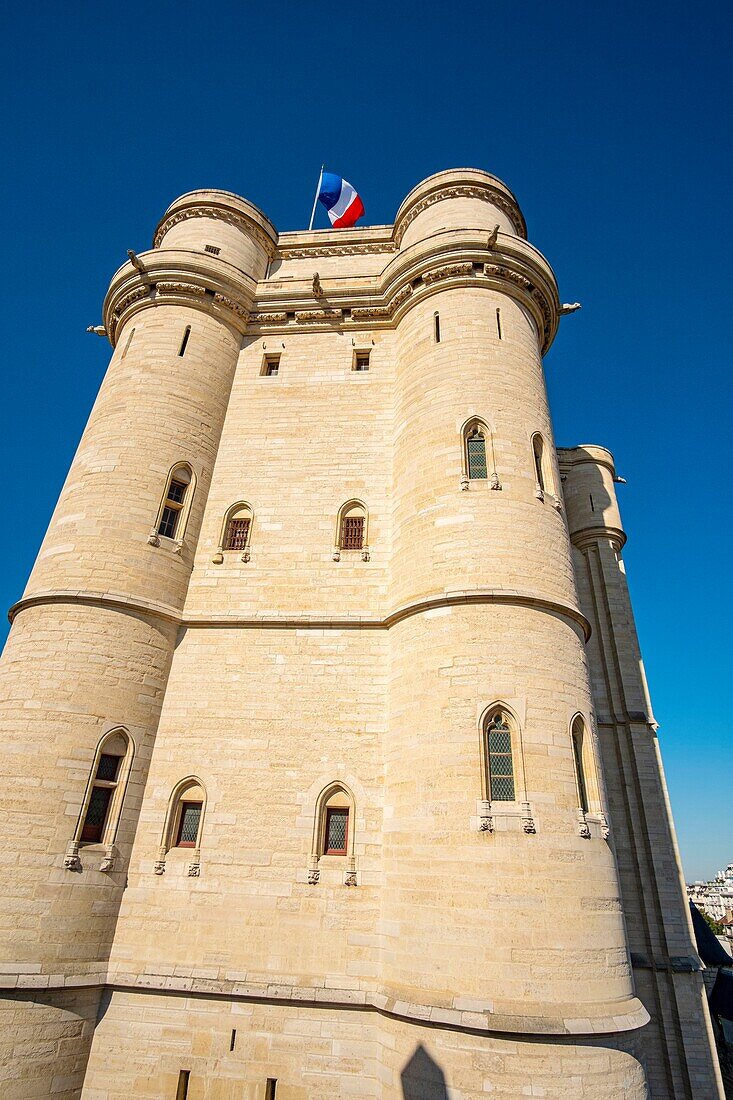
[{"left": 0, "top": 169, "right": 723, "bottom": 1098}]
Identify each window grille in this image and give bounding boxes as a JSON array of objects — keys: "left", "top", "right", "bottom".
[
  {"left": 487, "top": 712, "right": 515, "bottom": 801},
  {"left": 467, "top": 431, "right": 488, "bottom": 480},
  {"left": 176, "top": 802, "right": 202, "bottom": 848},
  {"left": 96, "top": 753, "right": 121, "bottom": 782},
  {"left": 225, "top": 517, "right": 250, "bottom": 551},
  {"left": 354, "top": 353, "right": 370, "bottom": 372},
  {"left": 81, "top": 785, "right": 114, "bottom": 842},
  {"left": 340, "top": 516, "right": 365, "bottom": 550},
  {"left": 204, "top": 244, "right": 221, "bottom": 255},
  {"left": 325, "top": 808, "right": 348, "bottom": 854}
]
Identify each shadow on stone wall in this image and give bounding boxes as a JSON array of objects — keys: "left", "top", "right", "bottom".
[{"left": 401, "top": 1043, "right": 449, "bottom": 1099}]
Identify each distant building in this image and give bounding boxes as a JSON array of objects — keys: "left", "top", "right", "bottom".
[{"left": 689, "top": 865, "right": 733, "bottom": 927}]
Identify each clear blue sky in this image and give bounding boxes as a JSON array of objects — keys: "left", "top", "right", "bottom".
[{"left": 1, "top": 2, "right": 730, "bottom": 881}]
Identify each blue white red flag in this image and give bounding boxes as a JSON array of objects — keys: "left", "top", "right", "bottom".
[{"left": 318, "top": 172, "right": 365, "bottom": 228}]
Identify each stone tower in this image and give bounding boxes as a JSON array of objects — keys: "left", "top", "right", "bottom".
[{"left": 0, "top": 170, "right": 723, "bottom": 1098}]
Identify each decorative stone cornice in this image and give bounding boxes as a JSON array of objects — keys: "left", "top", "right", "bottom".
[
  {"left": 104, "top": 257, "right": 254, "bottom": 343},
  {"left": 156, "top": 281, "right": 207, "bottom": 298},
  {"left": 154, "top": 203, "right": 277, "bottom": 259},
  {"left": 278, "top": 240, "right": 396, "bottom": 260},
  {"left": 3, "top": 969, "right": 649, "bottom": 1037},
  {"left": 395, "top": 182, "right": 526, "bottom": 246},
  {"left": 295, "top": 308, "right": 342, "bottom": 323},
  {"left": 9, "top": 587, "right": 591, "bottom": 641},
  {"left": 423, "top": 261, "right": 474, "bottom": 284}
]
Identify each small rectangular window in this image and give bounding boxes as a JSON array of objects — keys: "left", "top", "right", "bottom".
[
  {"left": 353, "top": 352, "right": 370, "bottom": 372},
  {"left": 167, "top": 480, "right": 187, "bottom": 505},
  {"left": 434, "top": 312, "right": 441, "bottom": 342},
  {"left": 265, "top": 1080, "right": 277, "bottom": 1100},
  {"left": 81, "top": 785, "right": 114, "bottom": 842},
  {"left": 325, "top": 808, "right": 348, "bottom": 855},
  {"left": 96, "top": 753, "right": 121, "bottom": 782},
  {"left": 262, "top": 356, "right": 280, "bottom": 377},
  {"left": 340, "top": 516, "right": 364, "bottom": 550},
  {"left": 176, "top": 1070, "right": 190, "bottom": 1100},
  {"left": 158, "top": 505, "right": 180, "bottom": 540},
  {"left": 204, "top": 244, "right": 221, "bottom": 255},
  {"left": 175, "top": 801, "right": 202, "bottom": 848}
]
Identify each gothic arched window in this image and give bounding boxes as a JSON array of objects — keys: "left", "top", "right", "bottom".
[
  {"left": 485, "top": 710, "right": 516, "bottom": 802},
  {"left": 153, "top": 462, "right": 195, "bottom": 544},
  {"left": 571, "top": 716, "right": 590, "bottom": 814},
  {"left": 77, "top": 728, "right": 134, "bottom": 846}
]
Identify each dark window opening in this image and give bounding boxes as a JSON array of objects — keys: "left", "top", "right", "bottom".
[
  {"left": 340, "top": 516, "right": 365, "bottom": 550},
  {"left": 573, "top": 728, "right": 589, "bottom": 813},
  {"left": 204, "top": 244, "right": 221, "bottom": 255},
  {"left": 122, "top": 328, "right": 135, "bottom": 359},
  {"left": 158, "top": 505, "right": 180, "bottom": 540},
  {"left": 496, "top": 308, "right": 502, "bottom": 340},
  {"left": 178, "top": 327, "right": 191, "bottom": 357},
  {"left": 230, "top": 1028, "right": 237, "bottom": 1052},
  {"left": 176, "top": 1070, "right": 190, "bottom": 1100},
  {"left": 96, "top": 753, "right": 121, "bottom": 782},
  {"left": 533, "top": 437, "right": 545, "bottom": 492},
  {"left": 434, "top": 312, "right": 441, "bottom": 342},
  {"left": 175, "top": 801, "right": 202, "bottom": 848},
  {"left": 325, "top": 808, "right": 348, "bottom": 855},
  {"left": 81, "top": 785, "right": 114, "bottom": 843},
  {"left": 167, "top": 479, "right": 187, "bottom": 504},
  {"left": 354, "top": 352, "right": 370, "bottom": 372},
  {"left": 589, "top": 494, "right": 595, "bottom": 512},
  {"left": 265, "top": 1080, "right": 278, "bottom": 1100},
  {"left": 225, "top": 517, "right": 250, "bottom": 551},
  {"left": 262, "top": 356, "right": 280, "bottom": 377}
]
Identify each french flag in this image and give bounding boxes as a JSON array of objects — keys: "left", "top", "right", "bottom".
[{"left": 318, "top": 171, "right": 365, "bottom": 228}]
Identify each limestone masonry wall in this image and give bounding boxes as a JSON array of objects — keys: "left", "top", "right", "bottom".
[{"left": 0, "top": 169, "right": 723, "bottom": 1098}]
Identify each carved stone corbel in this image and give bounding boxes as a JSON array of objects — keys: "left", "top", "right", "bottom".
[
  {"left": 147, "top": 530, "right": 160, "bottom": 547},
  {"left": 64, "top": 841, "right": 82, "bottom": 871},
  {"left": 361, "top": 547, "right": 370, "bottom": 562},
  {"left": 212, "top": 548, "right": 224, "bottom": 564},
  {"left": 478, "top": 801, "right": 493, "bottom": 832},
  {"left": 490, "top": 472, "right": 502, "bottom": 491},
  {"left": 535, "top": 486, "right": 545, "bottom": 502},
  {"left": 99, "top": 845, "right": 117, "bottom": 873},
  {"left": 241, "top": 548, "right": 251, "bottom": 563},
  {"left": 552, "top": 495, "right": 563, "bottom": 513},
  {"left": 578, "top": 810, "right": 592, "bottom": 839},
  {"left": 307, "top": 855, "right": 320, "bottom": 885},
  {"left": 598, "top": 811, "right": 610, "bottom": 840},
  {"left": 154, "top": 845, "right": 167, "bottom": 875},
  {"left": 332, "top": 548, "right": 341, "bottom": 562},
  {"left": 460, "top": 475, "right": 470, "bottom": 492},
  {"left": 344, "top": 857, "right": 358, "bottom": 886},
  {"left": 521, "top": 803, "right": 536, "bottom": 834}
]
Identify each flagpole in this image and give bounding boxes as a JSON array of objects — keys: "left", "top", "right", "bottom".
[{"left": 308, "top": 165, "right": 324, "bottom": 231}]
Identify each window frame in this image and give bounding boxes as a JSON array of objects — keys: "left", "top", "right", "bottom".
[
  {"left": 151, "top": 463, "right": 196, "bottom": 547},
  {"left": 334, "top": 499, "right": 369, "bottom": 560},
  {"left": 174, "top": 800, "right": 204, "bottom": 849},
  {"left": 74, "top": 728, "right": 135, "bottom": 850}
]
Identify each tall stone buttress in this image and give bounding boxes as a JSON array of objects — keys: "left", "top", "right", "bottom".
[{"left": 0, "top": 170, "right": 723, "bottom": 1098}]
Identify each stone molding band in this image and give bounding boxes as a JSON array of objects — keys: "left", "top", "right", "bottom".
[
  {"left": 1, "top": 970, "right": 649, "bottom": 1037},
  {"left": 9, "top": 588, "right": 591, "bottom": 641}
]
